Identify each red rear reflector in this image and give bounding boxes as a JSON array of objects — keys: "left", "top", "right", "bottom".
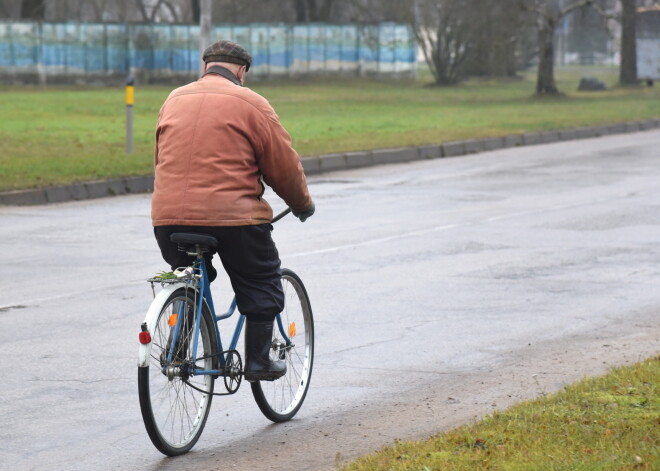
[{"left": 139, "top": 331, "right": 152, "bottom": 345}]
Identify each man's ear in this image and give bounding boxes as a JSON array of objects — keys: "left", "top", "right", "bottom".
[{"left": 238, "top": 65, "right": 247, "bottom": 84}]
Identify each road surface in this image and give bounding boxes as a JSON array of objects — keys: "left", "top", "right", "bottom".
[{"left": 1, "top": 130, "right": 659, "bottom": 470}]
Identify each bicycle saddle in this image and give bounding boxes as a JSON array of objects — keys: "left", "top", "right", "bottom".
[{"left": 170, "top": 232, "right": 218, "bottom": 248}]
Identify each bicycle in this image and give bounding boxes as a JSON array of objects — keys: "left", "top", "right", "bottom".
[{"left": 137, "top": 209, "right": 314, "bottom": 456}]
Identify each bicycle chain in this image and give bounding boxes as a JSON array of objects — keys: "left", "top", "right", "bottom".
[{"left": 182, "top": 349, "right": 243, "bottom": 396}]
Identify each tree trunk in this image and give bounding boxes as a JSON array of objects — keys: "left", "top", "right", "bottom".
[
  {"left": 620, "top": 0, "right": 638, "bottom": 84},
  {"left": 308, "top": 0, "right": 318, "bottom": 21},
  {"left": 317, "top": 0, "right": 334, "bottom": 21},
  {"left": 20, "top": 0, "right": 45, "bottom": 19},
  {"left": 191, "top": 0, "right": 200, "bottom": 23},
  {"left": 162, "top": 1, "right": 180, "bottom": 23},
  {"left": 295, "top": 0, "right": 308, "bottom": 22},
  {"left": 90, "top": 0, "right": 107, "bottom": 22},
  {"left": 297, "top": 0, "right": 334, "bottom": 22},
  {"left": 536, "top": 19, "right": 559, "bottom": 94},
  {"left": 136, "top": 0, "right": 150, "bottom": 22}
]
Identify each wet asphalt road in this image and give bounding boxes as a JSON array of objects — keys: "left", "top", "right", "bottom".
[{"left": 1, "top": 130, "right": 659, "bottom": 471}]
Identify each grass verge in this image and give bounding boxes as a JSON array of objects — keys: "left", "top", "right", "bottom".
[
  {"left": 1, "top": 66, "right": 659, "bottom": 191},
  {"left": 341, "top": 356, "right": 659, "bottom": 471}
]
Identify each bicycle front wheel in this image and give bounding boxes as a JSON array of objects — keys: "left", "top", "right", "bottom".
[
  {"left": 251, "top": 268, "right": 314, "bottom": 422},
  {"left": 138, "top": 287, "right": 217, "bottom": 456}
]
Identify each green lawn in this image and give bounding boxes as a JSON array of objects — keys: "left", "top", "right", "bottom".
[
  {"left": 342, "top": 357, "right": 659, "bottom": 471},
  {"left": 1, "top": 66, "right": 659, "bottom": 191}
]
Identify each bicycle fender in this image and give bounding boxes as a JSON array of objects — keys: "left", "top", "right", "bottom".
[{"left": 138, "top": 283, "right": 186, "bottom": 368}]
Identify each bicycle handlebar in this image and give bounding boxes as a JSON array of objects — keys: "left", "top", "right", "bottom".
[{"left": 272, "top": 208, "right": 292, "bottom": 224}]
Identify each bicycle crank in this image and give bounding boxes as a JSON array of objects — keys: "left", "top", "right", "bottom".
[
  {"left": 224, "top": 350, "right": 243, "bottom": 394},
  {"left": 272, "top": 340, "right": 292, "bottom": 361}
]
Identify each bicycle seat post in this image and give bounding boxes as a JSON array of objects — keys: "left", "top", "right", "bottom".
[{"left": 185, "top": 244, "right": 206, "bottom": 259}]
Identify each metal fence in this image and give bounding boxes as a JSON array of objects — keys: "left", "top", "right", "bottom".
[{"left": 0, "top": 21, "right": 417, "bottom": 84}]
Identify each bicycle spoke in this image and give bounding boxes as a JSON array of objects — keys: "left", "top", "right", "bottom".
[
  {"left": 139, "top": 289, "right": 215, "bottom": 454},
  {"left": 251, "top": 270, "right": 313, "bottom": 421}
]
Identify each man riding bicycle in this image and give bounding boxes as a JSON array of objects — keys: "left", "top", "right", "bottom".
[{"left": 151, "top": 40, "right": 315, "bottom": 382}]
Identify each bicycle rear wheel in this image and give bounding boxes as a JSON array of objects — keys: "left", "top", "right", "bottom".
[
  {"left": 251, "top": 268, "right": 314, "bottom": 422},
  {"left": 138, "top": 287, "right": 217, "bottom": 456}
]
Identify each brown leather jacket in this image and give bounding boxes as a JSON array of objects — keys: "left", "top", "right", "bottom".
[{"left": 151, "top": 73, "right": 312, "bottom": 227}]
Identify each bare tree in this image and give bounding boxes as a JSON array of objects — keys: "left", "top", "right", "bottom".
[
  {"left": 0, "top": 1, "right": 16, "bottom": 17},
  {"left": 534, "top": 0, "right": 595, "bottom": 95},
  {"left": 191, "top": 0, "right": 200, "bottom": 22},
  {"left": 4, "top": 0, "right": 414, "bottom": 23},
  {"left": 461, "top": 0, "right": 536, "bottom": 78},
  {"left": 20, "top": 0, "right": 45, "bottom": 19},
  {"left": 135, "top": 0, "right": 180, "bottom": 22},
  {"left": 412, "top": 0, "right": 475, "bottom": 85},
  {"left": 566, "top": 1, "right": 610, "bottom": 65},
  {"left": 88, "top": 0, "right": 118, "bottom": 21},
  {"left": 337, "top": 0, "right": 409, "bottom": 22},
  {"left": 295, "top": 0, "right": 335, "bottom": 22}
]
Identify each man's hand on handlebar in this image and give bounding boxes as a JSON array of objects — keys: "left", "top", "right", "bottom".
[{"left": 293, "top": 202, "right": 315, "bottom": 222}]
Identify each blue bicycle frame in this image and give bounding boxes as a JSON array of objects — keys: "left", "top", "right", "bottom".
[{"left": 165, "top": 255, "right": 292, "bottom": 378}]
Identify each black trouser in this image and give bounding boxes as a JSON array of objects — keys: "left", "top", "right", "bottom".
[{"left": 154, "top": 224, "right": 284, "bottom": 322}]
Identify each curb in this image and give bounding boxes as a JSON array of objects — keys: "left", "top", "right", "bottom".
[
  {"left": 1, "top": 119, "right": 659, "bottom": 206},
  {"left": 301, "top": 118, "right": 660, "bottom": 176},
  {"left": 0, "top": 175, "right": 154, "bottom": 206}
]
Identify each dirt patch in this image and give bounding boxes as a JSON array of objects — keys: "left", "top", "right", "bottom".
[{"left": 154, "top": 314, "right": 658, "bottom": 471}]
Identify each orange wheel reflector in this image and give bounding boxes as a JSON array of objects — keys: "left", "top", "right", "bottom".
[
  {"left": 168, "top": 314, "right": 178, "bottom": 327},
  {"left": 288, "top": 322, "right": 297, "bottom": 338}
]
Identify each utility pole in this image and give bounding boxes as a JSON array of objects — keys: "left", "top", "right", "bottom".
[
  {"left": 620, "top": 0, "right": 638, "bottom": 84},
  {"left": 199, "top": 0, "right": 212, "bottom": 77}
]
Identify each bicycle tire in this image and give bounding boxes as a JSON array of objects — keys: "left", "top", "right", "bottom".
[
  {"left": 251, "top": 268, "right": 314, "bottom": 422},
  {"left": 138, "top": 287, "right": 217, "bottom": 456}
]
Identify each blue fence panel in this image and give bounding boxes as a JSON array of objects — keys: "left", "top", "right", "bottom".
[
  {"left": 0, "top": 21, "right": 416, "bottom": 81},
  {"left": 269, "top": 26, "right": 289, "bottom": 70},
  {"left": 308, "top": 24, "right": 325, "bottom": 71},
  {"left": 0, "top": 24, "right": 10, "bottom": 67},
  {"left": 341, "top": 25, "right": 358, "bottom": 63},
  {"left": 85, "top": 23, "right": 111, "bottom": 71},
  {"left": 107, "top": 24, "right": 129, "bottom": 73},
  {"left": 3, "top": 22, "right": 38, "bottom": 67},
  {"left": 325, "top": 26, "right": 341, "bottom": 64},
  {"left": 359, "top": 25, "right": 380, "bottom": 65},
  {"left": 249, "top": 25, "right": 269, "bottom": 77},
  {"left": 291, "top": 24, "right": 310, "bottom": 73},
  {"left": 132, "top": 24, "right": 154, "bottom": 70},
  {"left": 396, "top": 24, "right": 416, "bottom": 64},
  {"left": 214, "top": 26, "right": 233, "bottom": 49}
]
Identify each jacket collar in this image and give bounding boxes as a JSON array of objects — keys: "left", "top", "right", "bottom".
[{"left": 203, "top": 65, "right": 242, "bottom": 86}]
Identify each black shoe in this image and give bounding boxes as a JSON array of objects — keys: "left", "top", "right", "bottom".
[{"left": 244, "top": 319, "right": 287, "bottom": 382}]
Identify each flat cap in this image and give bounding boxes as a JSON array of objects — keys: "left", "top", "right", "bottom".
[{"left": 202, "top": 40, "right": 252, "bottom": 71}]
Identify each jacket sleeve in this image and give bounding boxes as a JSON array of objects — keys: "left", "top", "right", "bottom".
[{"left": 254, "top": 106, "right": 313, "bottom": 213}]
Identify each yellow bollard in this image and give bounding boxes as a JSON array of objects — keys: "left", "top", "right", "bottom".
[{"left": 126, "top": 76, "right": 134, "bottom": 154}]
